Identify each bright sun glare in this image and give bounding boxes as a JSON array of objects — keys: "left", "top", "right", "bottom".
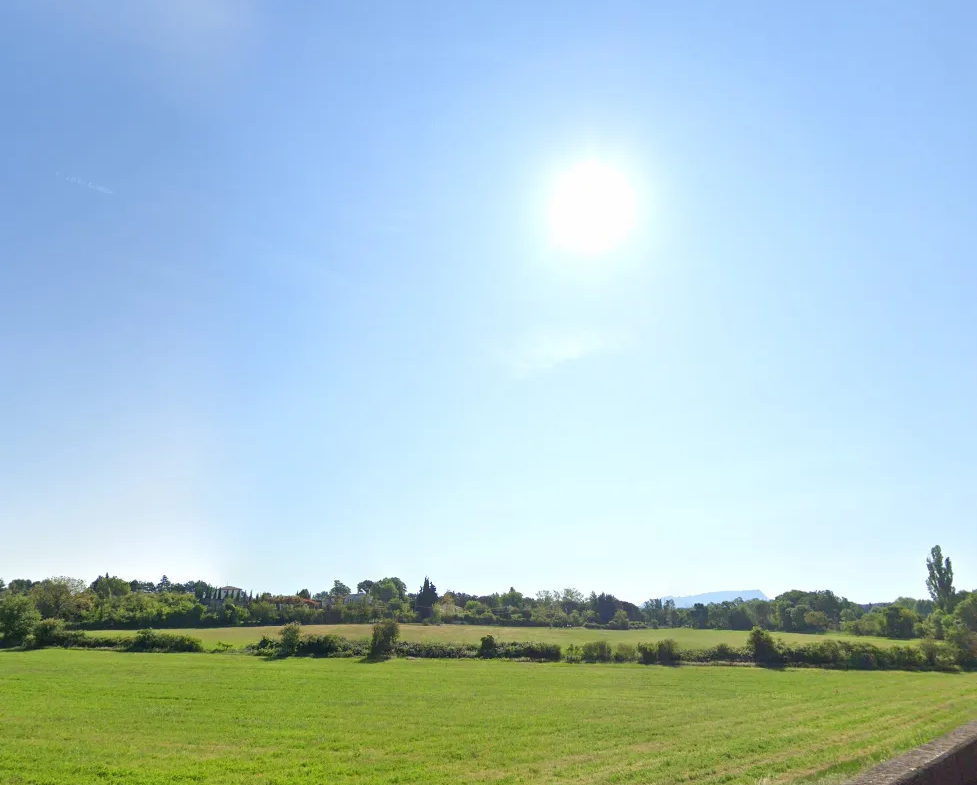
[{"left": 547, "top": 160, "right": 638, "bottom": 257}]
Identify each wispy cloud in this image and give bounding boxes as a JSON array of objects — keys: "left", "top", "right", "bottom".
[
  {"left": 501, "top": 329, "right": 627, "bottom": 377},
  {"left": 31, "top": 0, "right": 259, "bottom": 87}
]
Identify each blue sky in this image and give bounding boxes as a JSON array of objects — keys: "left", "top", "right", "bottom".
[{"left": 1, "top": 1, "right": 975, "bottom": 604}]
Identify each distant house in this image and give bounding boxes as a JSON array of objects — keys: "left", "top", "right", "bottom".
[
  {"left": 203, "top": 586, "right": 250, "bottom": 610},
  {"left": 343, "top": 592, "right": 372, "bottom": 605}
]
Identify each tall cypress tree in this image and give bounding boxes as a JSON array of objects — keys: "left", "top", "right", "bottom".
[{"left": 417, "top": 577, "right": 438, "bottom": 619}]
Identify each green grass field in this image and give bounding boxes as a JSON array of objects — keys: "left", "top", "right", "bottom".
[
  {"left": 2, "top": 650, "right": 975, "bottom": 785},
  {"left": 92, "top": 622, "right": 912, "bottom": 651}
]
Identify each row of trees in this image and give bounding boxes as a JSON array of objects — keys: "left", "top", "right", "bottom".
[{"left": 1, "top": 546, "right": 973, "bottom": 645}]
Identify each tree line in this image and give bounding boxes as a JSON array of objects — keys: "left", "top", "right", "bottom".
[{"left": 1, "top": 545, "right": 974, "bottom": 648}]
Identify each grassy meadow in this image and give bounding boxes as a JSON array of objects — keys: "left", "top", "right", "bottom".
[
  {"left": 1, "top": 650, "right": 976, "bottom": 785},
  {"left": 91, "top": 622, "right": 915, "bottom": 650}
]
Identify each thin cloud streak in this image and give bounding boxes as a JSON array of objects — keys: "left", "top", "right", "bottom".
[{"left": 502, "top": 329, "right": 627, "bottom": 378}]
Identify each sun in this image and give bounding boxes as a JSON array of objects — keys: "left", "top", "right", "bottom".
[{"left": 547, "top": 160, "right": 638, "bottom": 257}]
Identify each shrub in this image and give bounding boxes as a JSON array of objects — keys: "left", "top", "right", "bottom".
[
  {"left": 397, "top": 641, "right": 476, "bottom": 659},
  {"left": 124, "top": 629, "right": 204, "bottom": 653},
  {"left": 794, "top": 640, "right": 842, "bottom": 666},
  {"left": 583, "top": 622, "right": 604, "bottom": 629},
  {"left": 279, "top": 622, "right": 302, "bottom": 656},
  {"left": 493, "top": 641, "right": 561, "bottom": 661},
  {"left": 919, "top": 638, "right": 941, "bottom": 668},
  {"left": 746, "top": 627, "right": 780, "bottom": 665},
  {"left": 887, "top": 645, "right": 924, "bottom": 670},
  {"left": 369, "top": 620, "right": 400, "bottom": 659},
  {"left": 637, "top": 642, "right": 657, "bottom": 665},
  {"left": 253, "top": 635, "right": 279, "bottom": 654},
  {"left": 296, "top": 634, "right": 346, "bottom": 657},
  {"left": 946, "top": 627, "right": 977, "bottom": 668},
  {"left": 65, "top": 633, "right": 117, "bottom": 649},
  {"left": 707, "top": 642, "right": 742, "bottom": 662},
  {"left": 30, "top": 618, "right": 68, "bottom": 648},
  {"left": 613, "top": 643, "right": 637, "bottom": 663},
  {"left": 655, "top": 638, "right": 680, "bottom": 665},
  {"left": 0, "top": 594, "right": 41, "bottom": 646},
  {"left": 581, "top": 640, "right": 612, "bottom": 663},
  {"left": 478, "top": 634, "right": 498, "bottom": 659},
  {"left": 610, "top": 610, "right": 630, "bottom": 630},
  {"left": 564, "top": 643, "right": 582, "bottom": 664}
]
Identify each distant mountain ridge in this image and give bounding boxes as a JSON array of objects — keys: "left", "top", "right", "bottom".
[{"left": 662, "top": 590, "right": 768, "bottom": 608}]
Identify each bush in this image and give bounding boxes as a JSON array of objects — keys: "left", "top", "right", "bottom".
[
  {"left": 613, "top": 643, "right": 637, "bottom": 663},
  {"left": 946, "top": 627, "right": 977, "bottom": 668},
  {"left": 887, "top": 645, "right": 924, "bottom": 670},
  {"left": 706, "top": 642, "right": 743, "bottom": 662},
  {"left": 492, "top": 641, "right": 561, "bottom": 661},
  {"left": 398, "top": 641, "right": 477, "bottom": 659},
  {"left": 369, "top": 620, "right": 400, "bottom": 659},
  {"left": 791, "top": 640, "right": 842, "bottom": 666},
  {"left": 253, "top": 634, "right": 279, "bottom": 654},
  {"left": 581, "top": 640, "right": 613, "bottom": 663},
  {"left": 296, "top": 634, "right": 346, "bottom": 657},
  {"left": 919, "top": 638, "right": 941, "bottom": 668},
  {"left": 637, "top": 642, "right": 657, "bottom": 665},
  {"left": 124, "top": 629, "right": 204, "bottom": 653},
  {"left": 0, "top": 594, "right": 41, "bottom": 646},
  {"left": 610, "top": 610, "right": 630, "bottom": 630},
  {"left": 279, "top": 622, "right": 302, "bottom": 656},
  {"left": 655, "top": 638, "right": 680, "bottom": 665},
  {"left": 564, "top": 644, "right": 582, "bottom": 663},
  {"left": 746, "top": 627, "right": 780, "bottom": 665},
  {"left": 30, "top": 618, "right": 68, "bottom": 648},
  {"left": 478, "top": 634, "right": 498, "bottom": 659}
]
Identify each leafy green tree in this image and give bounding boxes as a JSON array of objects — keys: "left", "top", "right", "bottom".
[
  {"left": 329, "top": 580, "right": 350, "bottom": 598},
  {"left": 882, "top": 605, "right": 917, "bottom": 639},
  {"left": 296, "top": 589, "right": 311, "bottom": 599},
  {"left": 790, "top": 604, "right": 811, "bottom": 632},
  {"left": 0, "top": 578, "right": 6, "bottom": 593},
  {"left": 921, "top": 609, "right": 948, "bottom": 640},
  {"left": 690, "top": 603, "right": 709, "bottom": 629},
  {"left": 926, "top": 545, "right": 955, "bottom": 612},
  {"left": 30, "top": 577, "right": 86, "bottom": 620},
  {"left": 356, "top": 580, "right": 376, "bottom": 594},
  {"left": 279, "top": 622, "right": 301, "bottom": 656},
  {"left": 90, "top": 574, "right": 131, "bottom": 600},
  {"left": 416, "top": 577, "right": 438, "bottom": 620},
  {"left": 610, "top": 609, "right": 630, "bottom": 630},
  {"left": 560, "top": 588, "right": 585, "bottom": 613},
  {"left": 728, "top": 607, "right": 753, "bottom": 631},
  {"left": 499, "top": 587, "right": 523, "bottom": 608},
  {"left": 368, "top": 619, "right": 400, "bottom": 658},
  {"left": 746, "top": 627, "right": 779, "bottom": 664},
  {"left": 0, "top": 594, "right": 41, "bottom": 645},
  {"left": 372, "top": 579, "right": 401, "bottom": 603},
  {"left": 156, "top": 575, "right": 173, "bottom": 594},
  {"left": 593, "top": 593, "right": 619, "bottom": 624},
  {"left": 748, "top": 600, "right": 772, "bottom": 629},
  {"left": 7, "top": 579, "right": 35, "bottom": 595},
  {"left": 803, "top": 610, "right": 830, "bottom": 633},
  {"left": 221, "top": 601, "right": 249, "bottom": 625},
  {"left": 953, "top": 594, "right": 977, "bottom": 633},
  {"left": 248, "top": 601, "right": 278, "bottom": 624},
  {"left": 380, "top": 577, "right": 407, "bottom": 601}
]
